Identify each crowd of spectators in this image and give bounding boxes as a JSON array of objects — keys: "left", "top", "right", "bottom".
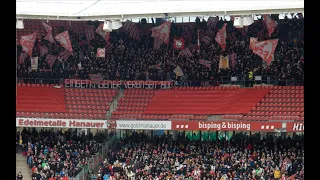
[
  {"left": 17, "top": 128, "right": 109, "bottom": 180},
  {"left": 17, "top": 15, "right": 304, "bottom": 85},
  {"left": 96, "top": 132, "right": 304, "bottom": 180}
]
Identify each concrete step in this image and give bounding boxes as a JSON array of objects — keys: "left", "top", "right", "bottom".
[{"left": 16, "top": 154, "right": 32, "bottom": 180}]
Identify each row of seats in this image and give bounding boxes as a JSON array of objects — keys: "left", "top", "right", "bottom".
[
  {"left": 16, "top": 112, "right": 106, "bottom": 119},
  {"left": 252, "top": 107, "right": 304, "bottom": 112},
  {"left": 248, "top": 112, "right": 302, "bottom": 116},
  {"left": 66, "top": 97, "right": 113, "bottom": 101},
  {"left": 172, "top": 86, "right": 240, "bottom": 91},
  {"left": 110, "top": 114, "right": 207, "bottom": 120},
  {"left": 242, "top": 116, "right": 304, "bottom": 121},
  {"left": 17, "top": 83, "right": 63, "bottom": 88},
  {"left": 65, "top": 88, "right": 117, "bottom": 93},
  {"left": 67, "top": 109, "right": 107, "bottom": 114},
  {"left": 269, "top": 90, "right": 304, "bottom": 94},
  {"left": 261, "top": 98, "right": 304, "bottom": 103},
  {"left": 66, "top": 101, "right": 109, "bottom": 106},
  {"left": 257, "top": 103, "right": 304, "bottom": 107},
  {"left": 123, "top": 94, "right": 154, "bottom": 98},
  {"left": 254, "top": 86, "right": 303, "bottom": 89},
  {"left": 265, "top": 94, "right": 303, "bottom": 98},
  {"left": 66, "top": 105, "right": 109, "bottom": 110},
  {"left": 118, "top": 102, "right": 149, "bottom": 107},
  {"left": 118, "top": 98, "right": 151, "bottom": 103},
  {"left": 117, "top": 107, "right": 146, "bottom": 111},
  {"left": 221, "top": 115, "right": 243, "bottom": 119}
]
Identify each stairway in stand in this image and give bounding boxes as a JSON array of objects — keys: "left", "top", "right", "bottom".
[{"left": 16, "top": 153, "right": 32, "bottom": 180}]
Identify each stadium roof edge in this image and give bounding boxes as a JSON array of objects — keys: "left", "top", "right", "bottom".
[{"left": 17, "top": 8, "right": 304, "bottom": 21}]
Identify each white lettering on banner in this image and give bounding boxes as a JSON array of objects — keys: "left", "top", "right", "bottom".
[
  {"left": 116, "top": 121, "right": 171, "bottom": 130},
  {"left": 199, "top": 122, "right": 251, "bottom": 130},
  {"left": 64, "top": 79, "right": 173, "bottom": 89},
  {"left": 16, "top": 118, "right": 115, "bottom": 129},
  {"left": 293, "top": 123, "right": 304, "bottom": 131}
]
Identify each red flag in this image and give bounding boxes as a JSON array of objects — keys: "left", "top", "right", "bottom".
[
  {"left": 18, "top": 53, "right": 27, "bottom": 65},
  {"left": 55, "top": 31, "right": 73, "bottom": 52},
  {"left": 250, "top": 37, "right": 258, "bottom": 50},
  {"left": 96, "top": 48, "right": 105, "bottom": 58},
  {"left": 85, "top": 26, "right": 95, "bottom": 42},
  {"left": 151, "top": 21, "right": 171, "bottom": 44},
  {"left": 20, "top": 32, "right": 37, "bottom": 56},
  {"left": 173, "top": 38, "right": 185, "bottom": 50},
  {"left": 45, "top": 54, "right": 58, "bottom": 69},
  {"left": 229, "top": 53, "right": 237, "bottom": 68},
  {"left": 264, "top": 15, "right": 278, "bottom": 37},
  {"left": 95, "top": 24, "right": 110, "bottom": 42},
  {"left": 40, "top": 46, "right": 49, "bottom": 57},
  {"left": 105, "top": 42, "right": 113, "bottom": 53},
  {"left": 199, "top": 59, "right": 211, "bottom": 68},
  {"left": 251, "top": 39, "right": 279, "bottom": 65},
  {"left": 201, "top": 35, "right": 212, "bottom": 45},
  {"left": 207, "top": 16, "right": 219, "bottom": 29},
  {"left": 153, "top": 38, "right": 163, "bottom": 50},
  {"left": 42, "top": 22, "right": 55, "bottom": 43},
  {"left": 178, "top": 47, "right": 193, "bottom": 57},
  {"left": 123, "top": 20, "right": 140, "bottom": 40},
  {"left": 215, "top": 23, "right": 227, "bottom": 51},
  {"left": 59, "top": 50, "right": 72, "bottom": 61}
]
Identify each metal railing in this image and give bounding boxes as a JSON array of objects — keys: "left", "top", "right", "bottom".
[
  {"left": 17, "top": 77, "right": 304, "bottom": 87},
  {"left": 69, "top": 134, "right": 117, "bottom": 180}
]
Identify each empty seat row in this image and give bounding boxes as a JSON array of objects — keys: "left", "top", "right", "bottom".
[
  {"left": 173, "top": 86, "right": 240, "bottom": 91},
  {"left": 67, "top": 109, "right": 107, "bottom": 114},
  {"left": 243, "top": 116, "right": 303, "bottom": 121},
  {"left": 248, "top": 111, "right": 301, "bottom": 116},
  {"left": 261, "top": 98, "right": 304, "bottom": 103},
  {"left": 118, "top": 98, "right": 151, "bottom": 103},
  {"left": 254, "top": 86, "right": 303, "bottom": 90},
  {"left": 118, "top": 102, "right": 148, "bottom": 107},
  {"left": 266, "top": 94, "right": 303, "bottom": 98},
  {"left": 66, "top": 92, "right": 115, "bottom": 97},
  {"left": 66, "top": 88, "right": 117, "bottom": 93},
  {"left": 123, "top": 94, "right": 154, "bottom": 98},
  {"left": 67, "top": 104, "right": 108, "bottom": 110},
  {"left": 66, "top": 97, "right": 112, "bottom": 101},
  {"left": 66, "top": 101, "right": 109, "bottom": 105},
  {"left": 269, "top": 90, "right": 304, "bottom": 94},
  {"left": 221, "top": 115, "right": 243, "bottom": 119},
  {"left": 17, "top": 83, "right": 63, "bottom": 88},
  {"left": 257, "top": 103, "right": 304, "bottom": 107},
  {"left": 16, "top": 112, "right": 106, "bottom": 119},
  {"left": 253, "top": 107, "right": 304, "bottom": 112},
  {"left": 111, "top": 114, "right": 207, "bottom": 120},
  {"left": 117, "top": 106, "right": 146, "bottom": 111}
]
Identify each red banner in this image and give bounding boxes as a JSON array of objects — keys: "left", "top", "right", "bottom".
[
  {"left": 64, "top": 80, "right": 173, "bottom": 89},
  {"left": 264, "top": 15, "right": 278, "bottom": 37},
  {"left": 251, "top": 39, "right": 279, "bottom": 65},
  {"left": 95, "top": 23, "right": 110, "bottom": 42},
  {"left": 55, "top": 31, "right": 73, "bottom": 52},
  {"left": 286, "top": 122, "right": 304, "bottom": 132},
  {"left": 171, "top": 121, "right": 283, "bottom": 132},
  {"left": 173, "top": 38, "right": 185, "bottom": 50},
  {"left": 20, "top": 32, "right": 37, "bottom": 56},
  {"left": 215, "top": 23, "right": 227, "bottom": 51},
  {"left": 151, "top": 21, "right": 171, "bottom": 44}
]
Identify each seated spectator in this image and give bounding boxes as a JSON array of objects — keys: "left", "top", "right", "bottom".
[
  {"left": 95, "top": 132, "right": 304, "bottom": 180},
  {"left": 20, "top": 128, "right": 108, "bottom": 179}
]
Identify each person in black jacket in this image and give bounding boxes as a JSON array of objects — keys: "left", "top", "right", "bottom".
[{"left": 16, "top": 172, "right": 23, "bottom": 180}]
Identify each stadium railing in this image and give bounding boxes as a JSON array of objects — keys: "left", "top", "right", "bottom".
[
  {"left": 70, "top": 134, "right": 117, "bottom": 180},
  {"left": 17, "top": 77, "right": 304, "bottom": 87}
]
